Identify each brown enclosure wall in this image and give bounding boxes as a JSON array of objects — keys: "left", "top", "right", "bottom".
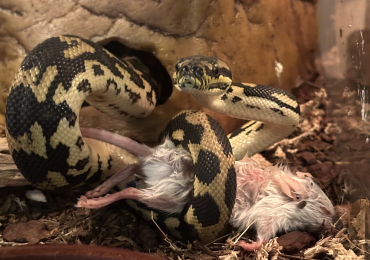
[{"left": 0, "top": 0, "right": 317, "bottom": 137}]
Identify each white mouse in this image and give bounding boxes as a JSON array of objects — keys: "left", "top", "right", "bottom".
[{"left": 230, "top": 155, "right": 336, "bottom": 251}]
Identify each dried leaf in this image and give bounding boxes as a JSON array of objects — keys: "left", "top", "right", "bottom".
[{"left": 3, "top": 220, "right": 50, "bottom": 244}]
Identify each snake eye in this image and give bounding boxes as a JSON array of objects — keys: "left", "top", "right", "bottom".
[{"left": 213, "top": 63, "right": 220, "bottom": 77}]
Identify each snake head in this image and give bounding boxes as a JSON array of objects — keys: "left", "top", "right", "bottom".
[{"left": 173, "top": 55, "right": 232, "bottom": 95}]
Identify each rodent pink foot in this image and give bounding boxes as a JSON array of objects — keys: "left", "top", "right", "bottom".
[
  {"left": 237, "top": 240, "right": 262, "bottom": 251},
  {"left": 76, "top": 195, "right": 111, "bottom": 209},
  {"left": 84, "top": 164, "right": 140, "bottom": 198},
  {"left": 77, "top": 187, "right": 141, "bottom": 209}
]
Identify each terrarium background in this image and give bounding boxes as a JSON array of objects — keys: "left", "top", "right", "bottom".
[
  {"left": 0, "top": 0, "right": 370, "bottom": 258},
  {"left": 0, "top": 0, "right": 318, "bottom": 139}
]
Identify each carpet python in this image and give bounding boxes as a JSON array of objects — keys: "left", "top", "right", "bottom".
[{"left": 5, "top": 35, "right": 300, "bottom": 244}]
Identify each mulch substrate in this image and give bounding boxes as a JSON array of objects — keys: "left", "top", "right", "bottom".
[{"left": 0, "top": 76, "right": 368, "bottom": 259}]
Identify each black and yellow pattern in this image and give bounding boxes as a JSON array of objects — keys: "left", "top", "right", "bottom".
[
  {"left": 161, "top": 110, "right": 236, "bottom": 242},
  {"left": 173, "top": 55, "right": 301, "bottom": 160},
  {"left": 6, "top": 35, "right": 157, "bottom": 190},
  {"left": 5, "top": 36, "right": 236, "bottom": 244},
  {"left": 5, "top": 37, "right": 299, "bottom": 244},
  {"left": 120, "top": 110, "right": 236, "bottom": 244}
]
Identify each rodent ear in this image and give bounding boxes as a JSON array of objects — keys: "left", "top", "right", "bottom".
[{"left": 273, "top": 171, "right": 308, "bottom": 200}]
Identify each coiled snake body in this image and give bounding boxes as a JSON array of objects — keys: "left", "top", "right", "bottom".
[
  {"left": 5, "top": 35, "right": 300, "bottom": 243},
  {"left": 173, "top": 56, "right": 300, "bottom": 160}
]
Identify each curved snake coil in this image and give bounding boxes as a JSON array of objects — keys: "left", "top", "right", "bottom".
[
  {"left": 5, "top": 35, "right": 300, "bottom": 243},
  {"left": 173, "top": 56, "right": 301, "bottom": 160}
]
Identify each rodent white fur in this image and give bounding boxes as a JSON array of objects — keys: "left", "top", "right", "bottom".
[
  {"left": 138, "top": 147, "right": 335, "bottom": 242},
  {"left": 231, "top": 158, "right": 335, "bottom": 243},
  {"left": 136, "top": 137, "right": 195, "bottom": 213}
]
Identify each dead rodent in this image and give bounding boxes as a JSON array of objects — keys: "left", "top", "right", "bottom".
[{"left": 231, "top": 156, "right": 335, "bottom": 251}]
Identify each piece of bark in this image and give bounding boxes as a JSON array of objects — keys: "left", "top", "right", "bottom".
[
  {"left": 0, "top": 137, "right": 29, "bottom": 187},
  {"left": 277, "top": 231, "right": 316, "bottom": 254}
]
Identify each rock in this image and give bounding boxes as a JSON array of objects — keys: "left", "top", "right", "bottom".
[
  {"left": 277, "top": 231, "right": 315, "bottom": 254},
  {"left": 3, "top": 220, "right": 50, "bottom": 244},
  {"left": 0, "top": 0, "right": 318, "bottom": 137}
]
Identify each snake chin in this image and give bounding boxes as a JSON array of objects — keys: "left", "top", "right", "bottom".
[{"left": 136, "top": 137, "right": 195, "bottom": 213}]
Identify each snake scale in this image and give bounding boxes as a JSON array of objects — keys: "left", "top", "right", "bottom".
[{"left": 5, "top": 35, "right": 300, "bottom": 243}]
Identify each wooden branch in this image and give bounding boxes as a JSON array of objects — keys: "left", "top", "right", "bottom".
[{"left": 0, "top": 137, "right": 30, "bottom": 187}]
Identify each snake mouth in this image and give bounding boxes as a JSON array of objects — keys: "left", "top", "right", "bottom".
[
  {"left": 174, "top": 76, "right": 200, "bottom": 90},
  {"left": 181, "top": 76, "right": 196, "bottom": 88}
]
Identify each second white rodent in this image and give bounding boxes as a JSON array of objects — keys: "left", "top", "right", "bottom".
[{"left": 231, "top": 156, "right": 335, "bottom": 250}]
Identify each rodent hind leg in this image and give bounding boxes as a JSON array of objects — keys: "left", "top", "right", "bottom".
[
  {"left": 84, "top": 163, "right": 140, "bottom": 199},
  {"left": 80, "top": 128, "right": 153, "bottom": 157},
  {"left": 77, "top": 187, "right": 144, "bottom": 209}
]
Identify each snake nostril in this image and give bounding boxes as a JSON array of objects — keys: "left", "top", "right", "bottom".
[{"left": 181, "top": 66, "right": 189, "bottom": 73}]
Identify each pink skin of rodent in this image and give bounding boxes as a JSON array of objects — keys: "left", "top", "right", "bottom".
[
  {"left": 80, "top": 128, "right": 153, "bottom": 157},
  {"left": 77, "top": 128, "right": 336, "bottom": 251},
  {"left": 232, "top": 156, "right": 335, "bottom": 251},
  {"left": 78, "top": 164, "right": 142, "bottom": 209}
]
